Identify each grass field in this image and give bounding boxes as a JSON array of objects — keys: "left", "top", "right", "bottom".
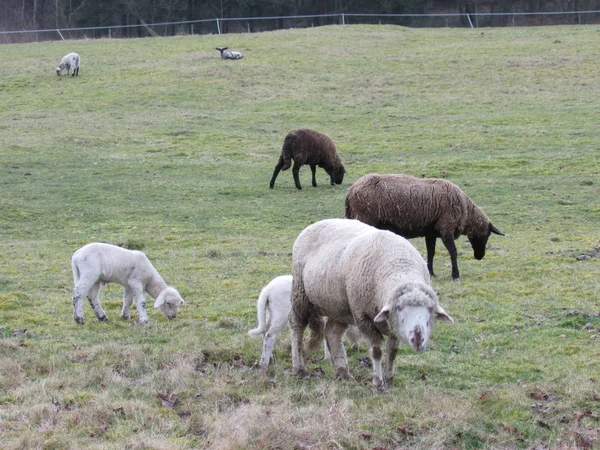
[{"left": 0, "top": 24, "right": 599, "bottom": 449}]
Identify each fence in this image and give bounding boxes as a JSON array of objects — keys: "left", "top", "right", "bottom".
[{"left": 1, "top": 11, "right": 599, "bottom": 44}]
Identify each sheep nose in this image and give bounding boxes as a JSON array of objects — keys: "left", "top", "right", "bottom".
[
  {"left": 168, "top": 314, "right": 176, "bottom": 320},
  {"left": 411, "top": 329, "right": 424, "bottom": 352}
]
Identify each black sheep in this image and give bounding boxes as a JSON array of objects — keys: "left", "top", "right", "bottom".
[{"left": 269, "top": 129, "right": 346, "bottom": 190}]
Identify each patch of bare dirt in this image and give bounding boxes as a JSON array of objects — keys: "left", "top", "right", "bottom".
[{"left": 577, "top": 242, "right": 600, "bottom": 260}]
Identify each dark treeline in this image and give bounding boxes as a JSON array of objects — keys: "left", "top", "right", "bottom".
[{"left": 1, "top": 0, "right": 598, "bottom": 34}]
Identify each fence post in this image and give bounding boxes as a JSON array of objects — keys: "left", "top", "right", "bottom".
[
  {"left": 108, "top": 27, "right": 112, "bottom": 38},
  {"left": 466, "top": 13, "right": 474, "bottom": 28},
  {"left": 342, "top": 13, "right": 345, "bottom": 25},
  {"left": 191, "top": 24, "right": 193, "bottom": 35},
  {"left": 216, "top": 18, "right": 221, "bottom": 35}
]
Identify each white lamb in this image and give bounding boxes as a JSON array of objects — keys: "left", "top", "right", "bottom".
[
  {"left": 289, "top": 219, "right": 453, "bottom": 390},
  {"left": 248, "top": 275, "right": 362, "bottom": 369},
  {"left": 56, "top": 52, "right": 80, "bottom": 76},
  {"left": 71, "top": 243, "right": 184, "bottom": 325},
  {"left": 216, "top": 47, "right": 243, "bottom": 60}
]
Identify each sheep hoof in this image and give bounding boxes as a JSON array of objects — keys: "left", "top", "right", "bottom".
[
  {"left": 98, "top": 316, "right": 108, "bottom": 322},
  {"left": 452, "top": 277, "right": 460, "bottom": 282},
  {"left": 372, "top": 378, "right": 385, "bottom": 392},
  {"left": 74, "top": 317, "right": 84, "bottom": 325},
  {"left": 293, "top": 368, "right": 307, "bottom": 378},
  {"left": 335, "top": 367, "right": 353, "bottom": 380}
]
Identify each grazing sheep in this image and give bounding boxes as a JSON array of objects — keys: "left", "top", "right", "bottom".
[
  {"left": 248, "top": 274, "right": 362, "bottom": 369},
  {"left": 269, "top": 129, "right": 346, "bottom": 190},
  {"left": 71, "top": 243, "right": 184, "bottom": 325},
  {"left": 56, "top": 52, "right": 80, "bottom": 76},
  {"left": 290, "top": 219, "right": 453, "bottom": 390},
  {"left": 216, "top": 47, "right": 243, "bottom": 60},
  {"left": 345, "top": 173, "right": 504, "bottom": 281}
]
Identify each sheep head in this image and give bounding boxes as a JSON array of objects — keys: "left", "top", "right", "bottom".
[
  {"left": 56, "top": 66, "right": 61, "bottom": 75},
  {"left": 154, "top": 287, "right": 184, "bottom": 320},
  {"left": 468, "top": 222, "right": 504, "bottom": 260},
  {"left": 373, "top": 283, "right": 452, "bottom": 353},
  {"left": 333, "top": 165, "right": 346, "bottom": 185}
]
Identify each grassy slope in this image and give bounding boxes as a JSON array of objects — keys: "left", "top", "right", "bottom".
[{"left": 0, "top": 25, "right": 599, "bottom": 449}]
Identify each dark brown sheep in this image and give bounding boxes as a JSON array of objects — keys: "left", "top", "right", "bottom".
[
  {"left": 269, "top": 129, "right": 346, "bottom": 190},
  {"left": 345, "top": 173, "right": 504, "bottom": 281}
]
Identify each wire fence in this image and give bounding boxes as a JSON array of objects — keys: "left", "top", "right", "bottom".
[{"left": 1, "top": 10, "right": 599, "bottom": 44}]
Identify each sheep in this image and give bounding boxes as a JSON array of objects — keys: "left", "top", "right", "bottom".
[
  {"left": 248, "top": 274, "right": 362, "bottom": 369},
  {"left": 269, "top": 129, "right": 346, "bottom": 190},
  {"left": 216, "top": 47, "right": 243, "bottom": 60},
  {"left": 56, "top": 52, "right": 80, "bottom": 76},
  {"left": 345, "top": 173, "right": 504, "bottom": 281},
  {"left": 71, "top": 243, "right": 184, "bottom": 325},
  {"left": 289, "top": 218, "right": 453, "bottom": 390}
]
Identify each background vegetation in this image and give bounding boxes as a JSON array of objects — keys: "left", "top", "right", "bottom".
[
  {"left": 3, "top": 0, "right": 599, "bottom": 39},
  {"left": 0, "top": 24, "right": 599, "bottom": 449}
]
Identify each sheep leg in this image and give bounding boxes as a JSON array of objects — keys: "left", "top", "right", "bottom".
[
  {"left": 72, "top": 277, "right": 96, "bottom": 325},
  {"left": 324, "top": 320, "right": 351, "bottom": 380},
  {"left": 383, "top": 335, "right": 399, "bottom": 387},
  {"left": 425, "top": 235, "right": 437, "bottom": 277},
  {"left": 369, "top": 344, "right": 385, "bottom": 391},
  {"left": 291, "top": 162, "right": 303, "bottom": 190},
  {"left": 259, "top": 332, "right": 277, "bottom": 369},
  {"left": 121, "top": 288, "right": 134, "bottom": 320},
  {"left": 441, "top": 235, "right": 460, "bottom": 281},
  {"left": 345, "top": 326, "right": 362, "bottom": 350},
  {"left": 310, "top": 164, "right": 318, "bottom": 187},
  {"left": 290, "top": 321, "right": 306, "bottom": 376},
  {"left": 131, "top": 286, "right": 148, "bottom": 324},
  {"left": 355, "top": 318, "right": 385, "bottom": 389},
  {"left": 269, "top": 158, "right": 285, "bottom": 188},
  {"left": 289, "top": 302, "right": 308, "bottom": 376},
  {"left": 87, "top": 282, "right": 107, "bottom": 322}
]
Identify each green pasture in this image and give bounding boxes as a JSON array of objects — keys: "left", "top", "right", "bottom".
[{"left": 0, "top": 24, "right": 598, "bottom": 449}]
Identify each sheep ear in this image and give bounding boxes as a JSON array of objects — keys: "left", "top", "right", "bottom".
[
  {"left": 435, "top": 304, "right": 454, "bottom": 324},
  {"left": 489, "top": 223, "right": 504, "bottom": 236},
  {"left": 153, "top": 297, "right": 164, "bottom": 309},
  {"left": 374, "top": 306, "right": 391, "bottom": 323}
]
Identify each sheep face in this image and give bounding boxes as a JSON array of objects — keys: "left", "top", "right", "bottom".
[
  {"left": 154, "top": 287, "right": 184, "bottom": 320},
  {"left": 468, "top": 223, "right": 504, "bottom": 260},
  {"left": 374, "top": 290, "right": 453, "bottom": 353},
  {"left": 332, "top": 166, "right": 346, "bottom": 185},
  {"left": 56, "top": 66, "right": 61, "bottom": 76},
  {"left": 468, "top": 233, "right": 490, "bottom": 260}
]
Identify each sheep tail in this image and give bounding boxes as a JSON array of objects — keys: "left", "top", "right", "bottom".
[
  {"left": 305, "top": 315, "right": 325, "bottom": 352},
  {"left": 281, "top": 134, "right": 297, "bottom": 171},
  {"left": 248, "top": 287, "right": 268, "bottom": 337}
]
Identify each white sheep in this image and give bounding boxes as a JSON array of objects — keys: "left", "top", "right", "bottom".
[
  {"left": 56, "top": 52, "right": 80, "bottom": 76},
  {"left": 289, "top": 219, "right": 453, "bottom": 390},
  {"left": 248, "top": 274, "right": 362, "bottom": 369},
  {"left": 216, "top": 47, "right": 243, "bottom": 60},
  {"left": 71, "top": 243, "right": 184, "bottom": 325}
]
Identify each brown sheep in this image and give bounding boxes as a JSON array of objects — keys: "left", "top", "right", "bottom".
[
  {"left": 269, "top": 129, "right": 346, "bottom": 190},
  {"left": 345, "top": 173, "right": 504, "bottom": 281}
]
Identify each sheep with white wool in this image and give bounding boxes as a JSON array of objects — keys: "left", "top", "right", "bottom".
[
  {"left": 289, "top": 218, "right": 453, "bottom": 390},
  {"left": 216, "top": 47, "right": 243, "bottom": 60},
  {"left": 56, "top": 52, "right": 80, "bottom": 76},
  {"left": 249, "top": 275, "right": 362, "bottom": 369},
  {"left": 269, "top": 129, "right": 346, "bottom": 190},
  {"left": 71, "top": 243, "right": 184, "bottom": 325},
  {"left": 345, "top": 173, "right": 504, "bottom": 281}
]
